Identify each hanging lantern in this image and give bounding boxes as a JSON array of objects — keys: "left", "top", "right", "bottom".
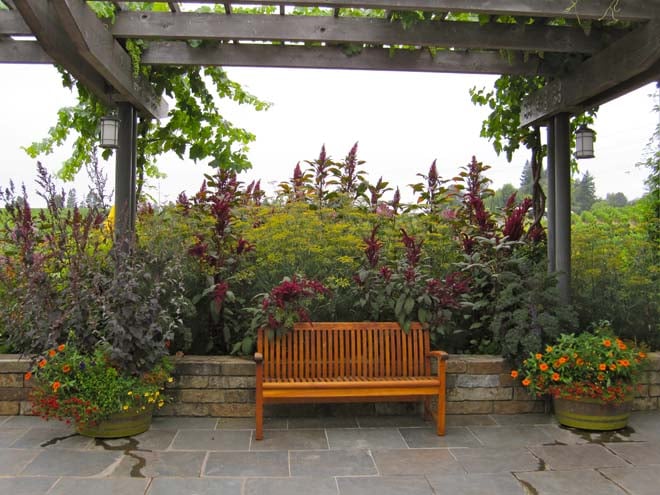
[
  {"left": 99, "top": 114, "right": 120, "bottom": 149},
  {"left": 575, "top": 125, "right": 595, "bottom": 159}
]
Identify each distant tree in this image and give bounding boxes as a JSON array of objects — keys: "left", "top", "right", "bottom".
[
  {"left": 605, "top": 192, "right": 628, "bottom": 207},
  {"left": 66, "top": 189, "right": 77, "bottom": 209},
  {"left": 519, "top": 160, "right": 533, "bottom": 197},
  {"left": 572, "top": 171, "right": 598, "bottom": 213},
  {"left": 486, "top": 183, "right": 519, "bottom": 211}
]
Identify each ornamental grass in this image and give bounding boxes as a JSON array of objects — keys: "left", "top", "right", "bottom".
[{"left": 513, "top": 323, "right": 648, "bottom": 403}]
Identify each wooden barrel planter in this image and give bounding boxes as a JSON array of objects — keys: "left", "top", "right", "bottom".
[
  {"left": 553, "top": 396, "right": 633, "bottom": 431},
  {"left": 77, "top": 406, "right": 154, "bottom": 438}
]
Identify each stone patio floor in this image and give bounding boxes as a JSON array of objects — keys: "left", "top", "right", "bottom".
[{"left": 0, "top": 411, "right": 659, "bottom": 494}]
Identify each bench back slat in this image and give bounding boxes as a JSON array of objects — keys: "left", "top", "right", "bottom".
[{"left": 258, "top": 322, "right": 430, "bottom": 380}]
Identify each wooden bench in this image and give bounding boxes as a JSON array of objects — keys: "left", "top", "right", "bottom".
[{"left": 254, "top": 322, "right": 448, "bottom": 440}]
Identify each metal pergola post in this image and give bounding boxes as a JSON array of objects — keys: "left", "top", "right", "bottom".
[
  {"left": 554, "top": 113, "right": 572, "bottom": 304},
  {"left": 114, "top": 102, "right": 137, "bottom": 249},
  {"left": 546, "top": 122, "right": 556, "bottom": 273}
]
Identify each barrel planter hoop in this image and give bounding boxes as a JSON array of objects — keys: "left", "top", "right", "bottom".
[{"left": 552, "top": 396, "right": 632, "bottom": 431}]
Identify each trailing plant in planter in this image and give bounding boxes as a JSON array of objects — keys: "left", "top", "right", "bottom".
[
  {"left": 515, "top": 323, "right": 648, "bottom": 403},
  {"left": 26, "top": 338, "right": 172, "bottom": 434}
]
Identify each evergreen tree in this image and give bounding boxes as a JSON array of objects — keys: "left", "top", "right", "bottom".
[
  {"left": 66, "top": 189, "right": 77, "bottom": 209},
  {"left": 572, "top": 171, "right": 598, "bottom": 212},
  {"left": 519, "top": 160, "right": 533, "bottom": 197},
  {"left": 605, "top": 192, "right": 628, "bottom": 207}
]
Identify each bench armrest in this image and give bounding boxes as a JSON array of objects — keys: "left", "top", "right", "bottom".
[
  {"left": 254, "top": 352, "right": 264, "bottom": 364},
  {"left": 427, "top": 350, "right": 448, "bottom": 361}
]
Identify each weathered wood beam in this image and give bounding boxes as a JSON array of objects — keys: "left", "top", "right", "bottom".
[
  {"left": 168, "top": 2, "right": 181, "bottom": 13},
  {"left": 0, "top": 10, "right": 31, "bottom": 36},
  {"left": 142, "top": 41, "right": 549, "bottom": 75},
  {"left": 113, "top": 12, "right": 610, "bottom": 54},
  {"left": 0, "top": 39, "right": 51, "bottom": 63},
  {"left": 14, "top": 0, "right": 114, "bottom": 106},
  {"left": 521, "top": 19, "right": 660, "bottom": 126},
  {"left": 53, "top": 0, "right": 168, "bottom": 119},
  {"left": 136, "top": 0, "right": 658, "bottom": 22}
]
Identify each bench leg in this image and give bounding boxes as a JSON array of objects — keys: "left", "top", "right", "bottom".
[
  {"left": 255, "top": 393, "right": 264, "bottom": 441},
  {"left": 436, "top": 394, "right": 446, "bottom": 436}
]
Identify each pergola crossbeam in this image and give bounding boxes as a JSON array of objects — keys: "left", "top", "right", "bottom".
[
  {"left": 113, "top": 12, "right": 611, "bottom": 54},
  {"left": 52, "top": 0, "right": 168, "bottom": 119},
  {"left": 0, "top": 10, "right": 31, "bottom": 36},
  {"left": 135, "top": 0, "right": 659, "bottom": 22},
  {"left": 521, "top": 19, "right": 660, "bottom": 126},
  {"left": 0, "top": 39, "right": 51, "bottom": 63},
  {"left": 14, "top": 0, "right": 114, "bottom": 106},
  {"left": 142, "top": 41, "right": 548, "bottom": 75}
]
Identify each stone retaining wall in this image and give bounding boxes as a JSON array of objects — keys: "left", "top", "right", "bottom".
[{"left": 2, "top": 353, "right": 659, "bottom": 417}]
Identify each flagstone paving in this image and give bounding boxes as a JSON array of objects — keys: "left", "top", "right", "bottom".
[{"left": 0, "top": 411, "right": 658, "bottom": 494}]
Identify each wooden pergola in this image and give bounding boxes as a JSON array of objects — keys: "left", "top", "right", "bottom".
[{"left": 2, "top": 0, "right": 660, "bottom": 302}]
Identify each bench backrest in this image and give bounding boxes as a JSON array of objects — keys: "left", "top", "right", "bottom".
[{"left": 257, "top": 322, "right": 432, "bottom": 380}]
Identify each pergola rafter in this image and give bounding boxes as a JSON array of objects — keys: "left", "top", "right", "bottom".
[{"left": 2, "top": 0, "right": 660, "bottom": 300}]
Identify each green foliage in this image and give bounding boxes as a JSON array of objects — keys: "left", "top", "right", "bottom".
[{"left": 572, "top": 201, "right": 659, "bottom": 348}]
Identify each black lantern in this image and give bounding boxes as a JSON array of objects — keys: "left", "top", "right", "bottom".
[
  {"left": 575, "top": 124, "right": 595, "bottom": 159},
  {"left": 99, "top": 114, "right": 120, "bottom": 149}
]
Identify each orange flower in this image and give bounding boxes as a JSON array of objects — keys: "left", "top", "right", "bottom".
[
  {"left": 57, "top": 344, "right": 66, "bottom": 352},
  {"left": 558, "top": 356, "right": 568, "bottom": 365},
  {"left": 609, "top": 364, "right": 617, "bottom": 371},
  {"left": 616, "top": 340, "right": 627, "bottom": 350},
  {"left": 539, "top": 363, "right": 549, "bottom": 371},
  {"left": 52, "top": 381, "right": 61, "bottom": 392},
  {"left": 24, "top": 371, "right": 32, "bottom": 381},
  {"left": 62, "top": 364, "right": 71, "bottom": 373},
  {"left": 546, "top": 346, "right": 553, "bottom": 353},
  {"left": 522, "top": 378, "right": 531, "bottom": 386},
  {"left": 576, "top": 358, "right": 584, "bottom": 366},
  {"left": 598, "top": 363, "right": 607, "bottom": 371},
  {"left": 38, "top": 359, "right": 47, "bottom": 368},
  {"left": 602, "top": 339, "right": 612, "bottom": 348},
  {"left": 639, "top": 352, "right": 647, "bottom": 359},
  {"left": 535, "top": 353, "right": 543, "bottom": 360},
  {"left": 551, "top": 373, "right": 560, "bottom": 381},
  {"left": 48, "top": 349, "right": 56, "bottom": 357},
  {"left": 597, "top": 373, "right": 605, "bottom": 381},
  {"left": 510, "top": 370, "right": 519, "bottom": 379},
  {"left": 618, "top": 360, "right": 630, "bottom": 367}
]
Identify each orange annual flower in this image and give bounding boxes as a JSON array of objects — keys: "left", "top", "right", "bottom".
[
  {"left": 510, "top": 370, "right": 519, "bottom": 379},
  {"left": 546, "top": 346, "right": 554, "bottom": 353},
  {"left": 522, "top": 378, "right": 531, "bottom": 386},
  {"left": 597, "top": 373, "right": 605, "bottom": 381},
  {"left": 617, "top": 340, "right": 627, "bottom": 350},
  {"left": 598, "top": 363, "right": 607, "bottom": 371},
  {"left": 576, "top": 358, "right": 585, "bottom": 366},
  {"left": 24, "top": 371, "right": 32, "bottom": 381},
  {"left": 559, "top": 356, "right": 568, "bottom": 365},
  {"left": 539, "top": 363, "right": 549, "bottom": 371},
  {"left": 603, "top": 339, "right": 612, "bottom": 348},
  {"left": 552, "top": 373, "right": 560, "bottom": 381},
  {"left": 48, "top": 349, "right": 56, "bottom": 357},
  {"left": 618, "top": 359, "right": 630, "bottom": 367},
  {"left": 610, "top": 364, "right": 617, "bottom": 371},
  {"left": 535, "top": 353, "right": 543, "bottom": 360},
  {"left": 57, "top": 344, "right": 66, "bottom": 352},
  {"left": 38, "top": 359, "right": 47, "bottom": 368},
  {"left": 62, "top": 364, "right": 71, "bottom": 373},
  {"left": 52, "top": 381, "right": 61, "bottom": 392},
  {"left": 639, "top": 352, "right": 647, "bottom": 359}
]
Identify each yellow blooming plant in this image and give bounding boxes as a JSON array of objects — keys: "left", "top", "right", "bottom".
[
  {"left": 513, "top": 323, "right": 648, "bottom": 403},
  {"left": 26, "top": 339, "right": 173, "bottom": 428}
]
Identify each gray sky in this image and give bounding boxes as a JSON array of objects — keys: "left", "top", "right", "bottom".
[{"left": 0, "top": 64, "right": 656, "bottom": 206}]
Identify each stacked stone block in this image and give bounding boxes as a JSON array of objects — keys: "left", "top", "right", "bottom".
[{"left": 2, "top": 353, "right": 659, "bottom": 417}]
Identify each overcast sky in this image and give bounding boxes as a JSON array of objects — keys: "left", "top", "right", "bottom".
[{"left": 0, "top": 64, "right": 657, "bottom": 206}]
